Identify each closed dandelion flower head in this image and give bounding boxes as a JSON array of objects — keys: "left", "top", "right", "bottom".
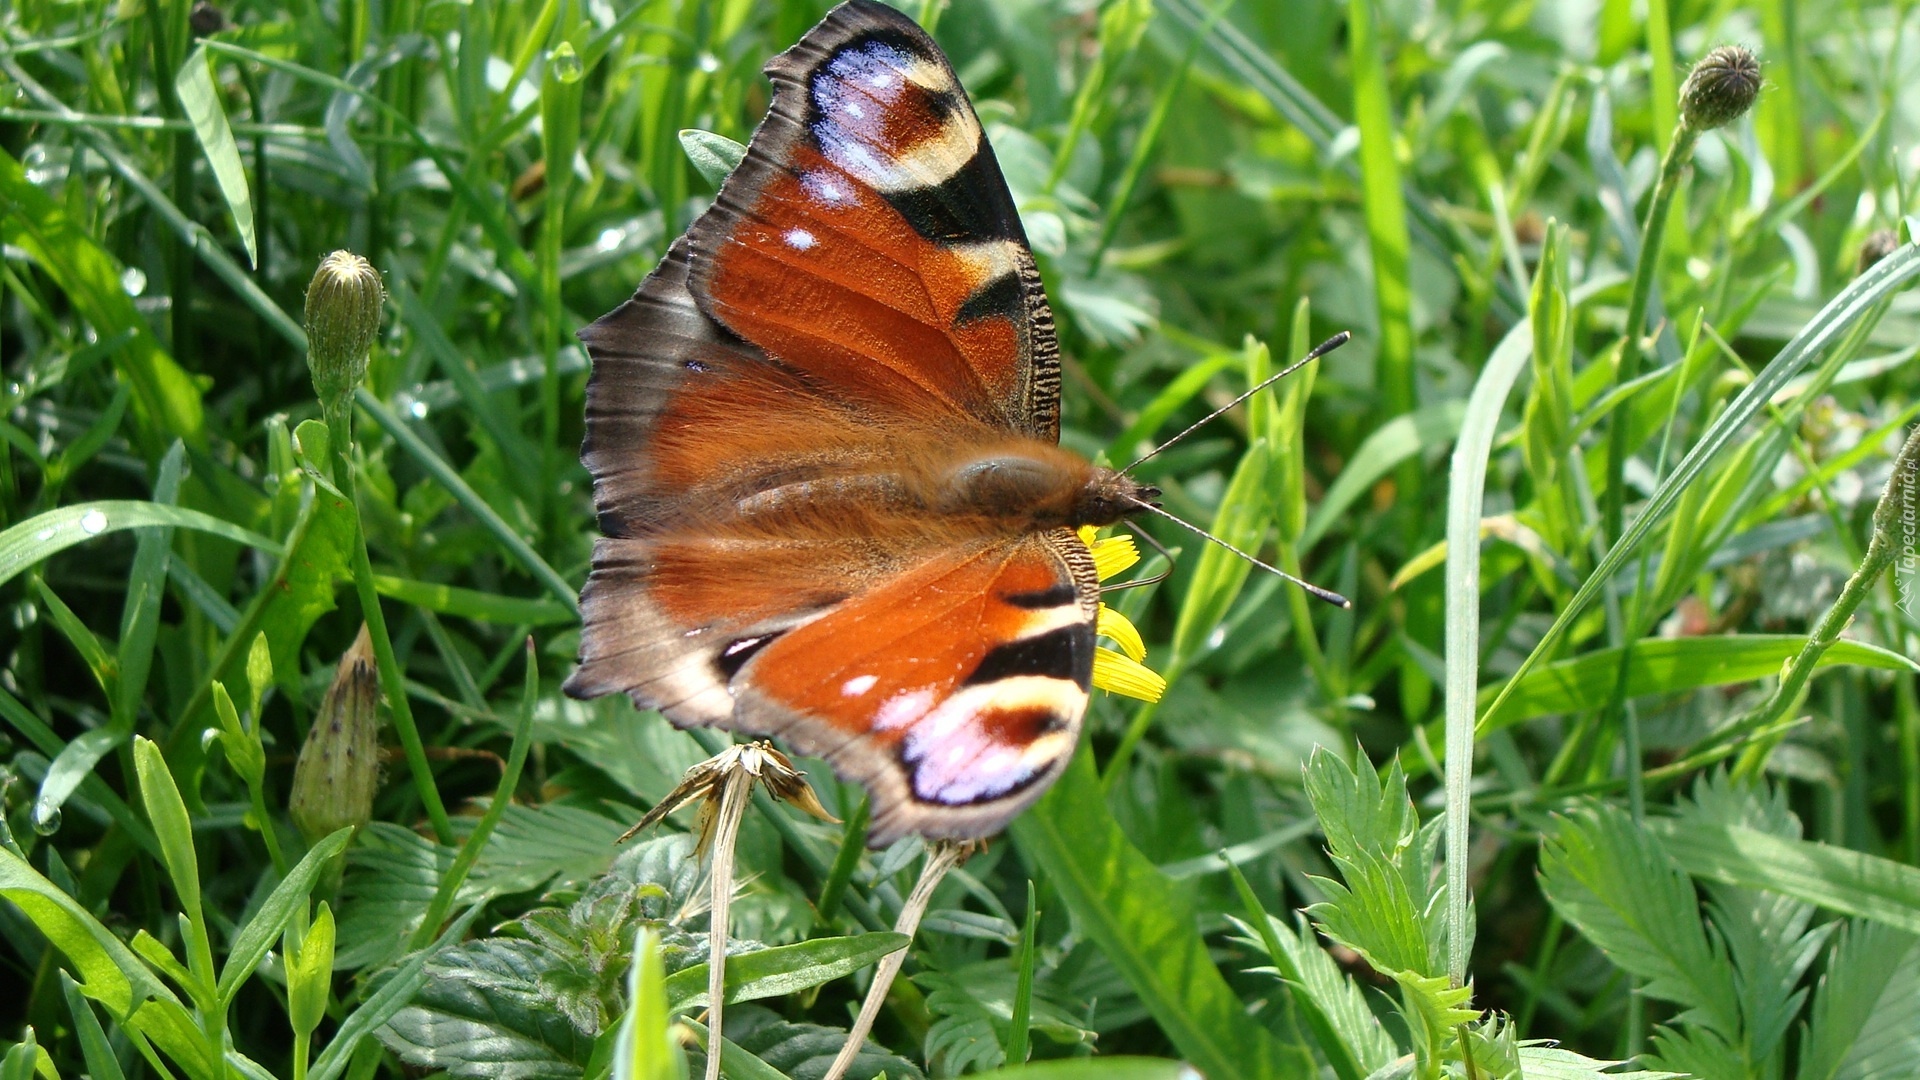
[{"left": 1080, "top": 526, "right": 1166, "bottom": 703}]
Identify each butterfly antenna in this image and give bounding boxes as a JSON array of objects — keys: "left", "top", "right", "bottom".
[
  {"left": 1127, "top": 497, "right": 1351, "bottom": 608},
  {"left": 1121, "top": 332, "right": 1351, "bottom": 475}
]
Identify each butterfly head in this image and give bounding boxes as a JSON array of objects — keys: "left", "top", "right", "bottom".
[{"left": 1074, "top": 468, "right": 1160, "bottom": 528}]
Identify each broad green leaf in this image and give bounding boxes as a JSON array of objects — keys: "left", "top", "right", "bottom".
[
  {"left": 1012, "top": 748, "right": 1313, "bottom": 1080},
  {"left": 0, "top": 502, "right": 279, "bottom": 592},
  {"left": 690, "top": 1005, "right": 921, "bottom": 1080},
  {"left": 1477, "top": 635, "right": 1918, "bottom": 734},
  {"left": 133, "top": 738, "right": 201, "bottom": 927},
  {"left": 216, "top": 828, "right": 352, "bottom": 1004},
  {"left": 1103, "top": 349, "right": 1237, "bottom": 465},
  {"left": 307, "top": 905, "right": 487, "bottom": 1080},
  {"left": 1797, "top": 921, "right": 1920, "bottom": 1080},
  {"left": 0, "top": 847, "right": 177, "bottom": 1016},
  {"left": 1302, "top": 401, "right": 1466, "bottom": 550},
  {"left": 678, "top": 129, "right": 746, "bottom": 187},
  {"left": 1516, "top": 1044, "right": 1684, "bottom": 1080},
  {"left": 973, "top": 1061, "right": 1204, "bottom": 1080},
  {"left": 115, "top": 442, "right": 184, "bottom": 730},
  {"left": 0, "top": 149, "right": 206, "bottom": 446},
  {"left": 1648, "top": 818, "right": 1920, "bottom": 936},
  {"left": 258, "top": 481, "right": 356, "bottom": 700},
  {"left": 1169, "top": 438, "right": 1270, "bottom": 666},
  {"left": 58, "top": 973, "right": 129, "bottom": 1080},
  {"left": 663, "top": 933, "right": 908, "bottom": 1012},
  {"left": 463, "top": 804, "right": 629, "bottom": 897},
  {"left": 1538, "top": 803, "right": 1741, "bottom": 1038},
  {"left": 380, "top": 938, "right": 597, "bottom": 1077},
  {"left": 175, "top": 46, "right": 256, "bottom": 266}
]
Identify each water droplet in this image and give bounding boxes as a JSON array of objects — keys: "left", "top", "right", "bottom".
[
  {"left": 80, "top": 509, "right": 108, "bottom": 535},
  {"left": 35, "top": 527, "right": 55, "bottom": 542},
  {"left": 409, "top": 399, "right": 430, "bottom": 419},
  {"left": 697, "top": 52, "right": 720, "bottom": 74},
  {"left": 32, "top": 805, "right": 62, "bottom": 836},
  {"left": 597, "top": 226, "right": 624, "bottom": 252},
  {"left": 550, "top": 42, "right": 583, "bottom": 84},
  {"left": 121, "top": 266, "right": 148, "bottom": 297}
]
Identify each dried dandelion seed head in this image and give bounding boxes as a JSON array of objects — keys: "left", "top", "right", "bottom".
[
  {"left": 289, "top": 626, "right": 382, "bottom": 843},
  {"left": 622, "top": 741, "right": 837, "bottom": 853},
  {"left": 303, "top": 251, "right": 385, "bottom": 409},
  {"left": 1679, "top": 45, "right": 1762, "bottom": 131}
]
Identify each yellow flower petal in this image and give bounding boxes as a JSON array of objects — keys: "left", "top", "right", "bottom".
[
  {"left": 1094, "top": 647, "right": 1166, "bottom": 702},
  {"left": 1096, "top": 603, "right": 1146, "bottom": 662},
  {"left": 1088, "top": 533, "right": 1140, "bottom": 582}
]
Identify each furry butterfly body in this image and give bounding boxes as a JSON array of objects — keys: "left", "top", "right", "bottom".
[{"left": 566, "top": 0, "right": 1154, "bottom": 846}]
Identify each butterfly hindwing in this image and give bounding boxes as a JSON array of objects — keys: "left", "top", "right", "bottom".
[{"left": 733, "top": 529, "right": 1098, "bottom": 846}]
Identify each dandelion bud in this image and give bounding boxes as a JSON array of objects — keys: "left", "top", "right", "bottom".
[
  {"left": 303, "top": 251, "right": 384, "bottom": 410},
  {"left": 1679, "top": 46, "right": 1761, "bottom": 131},
  {"left": 1857, "top": 229, "right": 1900, "bottom": 276},
  {"left": 289, "top": 626, "right": 381, "bottom": 844}
]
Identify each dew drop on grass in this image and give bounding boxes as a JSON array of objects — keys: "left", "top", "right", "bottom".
[
  {"left": 31, "top": 805, "right": 62, "bottom": 836},
  {"left": 80, "top": 509, "right": 108, "bottom": 534},
  {"left": 409, "top": 399, "right": 430, "bottom": 419}
]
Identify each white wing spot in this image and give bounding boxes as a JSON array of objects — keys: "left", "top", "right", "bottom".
[
  {"left": 804, "top": 172, "right": 851, "bottom": 205},
  {"left": 784, "top": 228, "right": 817, "bottom": 250},
  {"left": 841, "top": 674, "right": 878, "bottom": 697}
]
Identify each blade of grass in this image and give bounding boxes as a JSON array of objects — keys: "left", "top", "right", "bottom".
[
  {"left": 1014, "top": 748, "right": 1315, "bottom": 1080},
  {"left": 1476, "top": 239, "right": 1920, "bottom": 737}
]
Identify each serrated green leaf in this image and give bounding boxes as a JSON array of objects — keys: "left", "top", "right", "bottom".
[
  {"left": 1538, "top": 803, "right": 1741, "bottom": 1038},
  {"left": 1648, "top": 817, "right": 1920, "bottom": 936},
  {"left": 1228, "top": 912, "right": 1396, "bottom": 1079},
  {"left": 663, "top": 932, "right": 907, "bottom": 1012},
  {"left": 1797, "top": 921, "right": 1920, "bottom": 1080},
  {"left": 1303, "top": 747, "right": 1417, "bottom": 864}
]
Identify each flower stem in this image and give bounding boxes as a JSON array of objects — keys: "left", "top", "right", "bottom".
[
  {"left": 702, "top": 768, "right": 753, "bottom": 1080},
  {"left": 1601, "top": 121, "right": 1699, "bottom": 546},
  {"left": 1729, "top": 424, "right": 1920, "bottom": 777},
  {"left": 823, "top": 841, "right": 969, "bottom": 1080},
  {"left": 324, "top": 400, "right": 454, "bottom": 844}
]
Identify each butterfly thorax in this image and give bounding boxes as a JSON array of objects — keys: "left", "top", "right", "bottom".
[{"left": 926, "top": 440, "right": 1150, "bottom": 530}]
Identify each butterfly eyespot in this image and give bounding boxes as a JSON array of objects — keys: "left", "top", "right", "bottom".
[{"left": 716, "top": 633, "right": 781, "bottom": 679}]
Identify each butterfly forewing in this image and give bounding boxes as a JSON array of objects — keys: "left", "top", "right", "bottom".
[{"left": 567, "top": 0, "right": 1102, "bottom": 846}]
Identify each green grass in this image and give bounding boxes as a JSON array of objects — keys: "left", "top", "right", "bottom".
[{"left": 4, "top": 0, "right": 1920, "bottom": 1077}]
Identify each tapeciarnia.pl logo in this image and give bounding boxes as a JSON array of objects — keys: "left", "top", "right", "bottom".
[{"left": 1897, "top": 437, "right": 1920, "bottom": 619}]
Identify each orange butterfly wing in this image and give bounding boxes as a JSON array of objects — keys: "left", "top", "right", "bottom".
[{"left": 567, "top": 0, "right": 1099, "bottom": 845}]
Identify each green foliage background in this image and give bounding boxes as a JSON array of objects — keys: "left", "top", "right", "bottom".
[{"left": 4, "top": 0, "right": 1920, "bottom": 1076}]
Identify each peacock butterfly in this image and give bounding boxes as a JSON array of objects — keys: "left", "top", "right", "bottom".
[{"left": 565, "top": 0, "right": 1165, "bottom": 847}]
